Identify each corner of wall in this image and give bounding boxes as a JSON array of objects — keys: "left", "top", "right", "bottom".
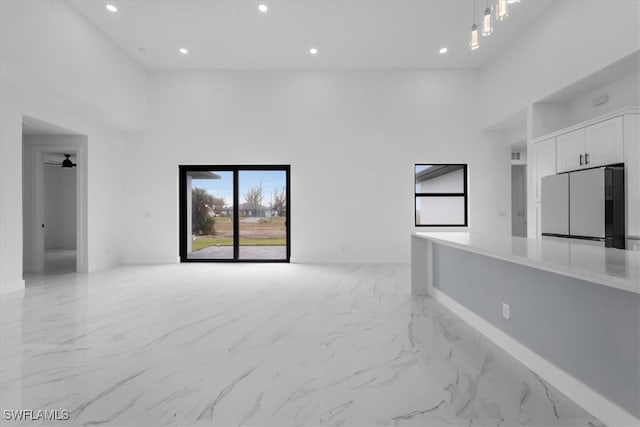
[{"left": 0, "top": 279, "right": 25, "bottom": 296}]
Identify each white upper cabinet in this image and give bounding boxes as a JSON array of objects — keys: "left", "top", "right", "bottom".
[
  {"left": 535, "top": 137, "right": 557, "bottom": 203},
  {"left": 556, "top": 129, "right": 585, "bottom": 173},
  {"left": 556, "top": 116, "right": 624, "bottom": 173},
  {"left": 585, "top": 116, "right": 624, "bottom": 168}
]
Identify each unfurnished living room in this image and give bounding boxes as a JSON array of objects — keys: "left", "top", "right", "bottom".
[{"left": 1, "top": 1, "right": 639, "bottom": 426}]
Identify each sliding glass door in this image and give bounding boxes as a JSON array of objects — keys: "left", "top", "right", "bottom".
[
  {"left": 179, "top": 165, "right": 290, "bottom": 262},
  {"left": 182, "top": 169, "right": 235, "bottom": 260},
  {"left": 238, "top": 170, "right": 288, "bottom": 260}
]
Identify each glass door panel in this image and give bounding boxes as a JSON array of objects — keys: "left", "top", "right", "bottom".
[
  {"left": 238, "top": 170, "right": 288, "bottom": 260},
  {"left": 186, "top": 170, "right": 234, "bottom": 260}
]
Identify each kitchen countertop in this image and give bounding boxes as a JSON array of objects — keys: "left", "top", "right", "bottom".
[{"left": 414, "top": 232, "right": 640, "bottom": 294}]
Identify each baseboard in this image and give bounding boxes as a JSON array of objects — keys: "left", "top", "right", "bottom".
[
  {"left": 0, "top": 278, "right": 26, "bottom": 296},
  {"left": 290, "top": 257, "right": 408, "bottom": 264},
  {"left": 121, "top": 257, "right": 180, "bottom": 266},
  {"left": 289, "top": 256, "right": 342, "bottom": 264},
  {"left": 430, "top": 287, "right": 639, "bottom": 427}
]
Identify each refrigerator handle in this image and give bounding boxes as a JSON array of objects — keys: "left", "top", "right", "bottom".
[
  {"left": 579, "top": 153, "right": 583, "bottom": 165},
  {"left": 585, "top": 152, "right": 589, "bottom": 165}
]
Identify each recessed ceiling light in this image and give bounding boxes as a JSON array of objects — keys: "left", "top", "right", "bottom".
[
  {"left": 179, "top": 48, "right": 189, "bottom": 55},
  {"left": 105, "top": 4, "right": 118, "bottom": 13},
  {"left": 309, "top": 48, "right": 318, "bottom": 55},
  {"left": 258, "top": 4, "right": 268, "bottom": 13},
  {"left": 138, "top": 48, "right": 147, "bottom": 54},
  {"left": 439, "top": 47, "right": 448, "bottom": 54}
]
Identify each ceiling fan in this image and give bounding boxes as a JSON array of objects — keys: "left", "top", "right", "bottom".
[{"left": 44, "top": 154, "right": 77, "bottom": 168}]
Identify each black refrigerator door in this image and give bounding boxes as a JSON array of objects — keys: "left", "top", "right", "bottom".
[{"left": 605, "top": 166, "right": 625, "bottom": 249}]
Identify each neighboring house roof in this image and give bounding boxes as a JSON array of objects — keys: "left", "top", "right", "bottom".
[
  {"left": 188, "top": 171, "right": 221, "bottom": 180},
  {"left": 227, "top": 203, "right": 270, "bottom": 211},
  {"left": 415, "top": 164, "right": 464, "bottom": 183}
]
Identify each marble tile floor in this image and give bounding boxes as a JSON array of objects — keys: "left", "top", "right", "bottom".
[
  {"left": 22, "top": 250, "right": 77, "bottom": 278},
  {"left": 0, "top": 263, "right": 603, "bottom": 426}
]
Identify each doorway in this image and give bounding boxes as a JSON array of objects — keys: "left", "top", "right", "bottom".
[
  {"left": 22, "top": 116, "right": 88, "bottom": 276},
  {"left": 511, "top": 164, "right": 527, "bottom": 237},
  {"left": 179, "top": 165, "right": 290, "bottom": 262},
  {"left": 42, "top": 152, "right": 77, "bottom": 274}
]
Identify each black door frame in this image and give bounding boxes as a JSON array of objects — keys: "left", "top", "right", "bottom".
[{"left": 179, "top": 165, "right": 291, "bottom": 263}]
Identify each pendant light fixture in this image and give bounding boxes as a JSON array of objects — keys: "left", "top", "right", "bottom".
[
  {"left": 464, "top": 0, "right": 519, "bottom": 50},
  {"left": 470, "top": 24, "right": 479, "bottom": 50},
  {"left": 470, "top": 0, "right": 479, "bottom": 50},
  {"left": 482, "top": 0, "right": 493, "bottom": 36},
  {"left": 496, "top": 0, "right": 509, "bottom": 21}
]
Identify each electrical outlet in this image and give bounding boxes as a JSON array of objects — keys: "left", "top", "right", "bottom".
[{"left": 502, "top": 303, "right": 511, "bottom": 320}]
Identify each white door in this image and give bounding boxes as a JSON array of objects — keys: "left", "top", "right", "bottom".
[
  {"left": 511, "top": 165, "right": 527, "bottom": 237},
  {"left": 569, "top": 168, "right": 605, "bottom": 238}
]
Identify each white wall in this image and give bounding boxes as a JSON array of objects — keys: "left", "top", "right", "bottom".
[
  {"left": 44, "top": 165, "right": 77, "bottom": 250},
  {"left": 0, "top": 0, "right": 147, "bottom": 294},
  {"left": 122, "top": 70, "right": 510, "bottom": 264},
  {"left": 0, "top": 1, "right": 147, "bottom": 130},
  {"left": 566, "top": 72, "right": 640, "bottom": 125},
  {"left": 531, "top": 72, "right": 640, "bottom": 138},
  {"left": 480, "top": 0, "right": 640, "bottom": 128}
]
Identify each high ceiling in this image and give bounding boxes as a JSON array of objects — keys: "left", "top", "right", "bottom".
[{"left": 67, "top": 0, "right": 556, "bottom": 70}]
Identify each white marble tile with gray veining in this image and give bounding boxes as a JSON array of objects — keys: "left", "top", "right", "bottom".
[{"left": 0, "top": 264, "right": 602, "bottom": 426}]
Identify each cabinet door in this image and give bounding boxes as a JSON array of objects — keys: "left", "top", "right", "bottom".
[
  {"left": 535, "top": 137, "right": 557, "bottom": 202},
  {"left": 556, "top": 128, "right": 585, "bottom": 173},
  {"left": 585, "top": 116, "right": 623, "bottom": 167}
]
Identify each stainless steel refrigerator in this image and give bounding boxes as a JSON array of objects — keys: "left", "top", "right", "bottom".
[{"left": 541, "top": 166, "right": 625, "bottom": 248}]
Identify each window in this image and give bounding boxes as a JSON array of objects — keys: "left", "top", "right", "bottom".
[
  {"left": 414, "top": 164, "right": 468, "bottom": 227},
  {"left": 179, "top": 165, "right": 290, "bottom": 262}
]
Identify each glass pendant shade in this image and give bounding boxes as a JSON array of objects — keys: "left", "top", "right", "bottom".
[
  {"left": 496, "top": 0, "right": 508, "bottom": 21},
  {"left": 482, "top": 7, "right": 493, "bottom": 36},
  {"left": 469, "top": 24, "right": 479, "bottom": 50}
]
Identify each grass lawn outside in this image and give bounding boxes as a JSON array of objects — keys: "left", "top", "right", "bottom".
[
  {"left": 191, "top": 216, "right": 287, "bottom": 252},
  {"left": 212, "top": 216, "right": 286, "bottom": 233}
]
